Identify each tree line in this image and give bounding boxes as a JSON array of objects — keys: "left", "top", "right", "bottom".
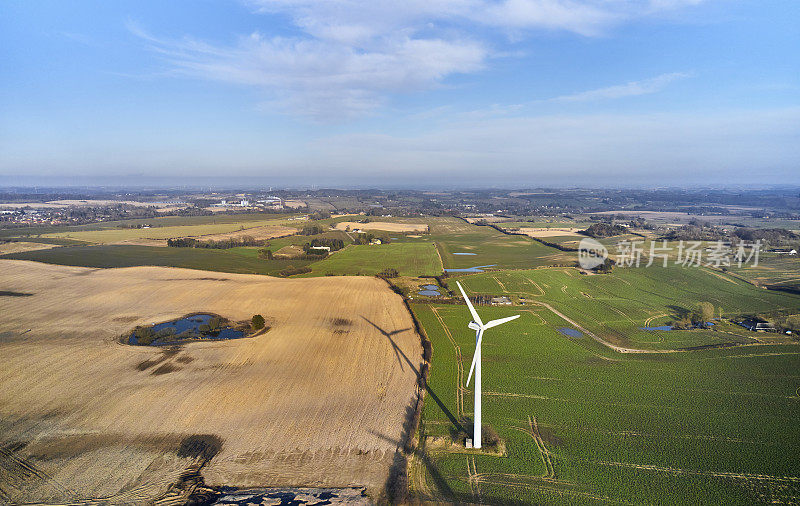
[{"left": 167, "top": 236, "right": 265, "bottom": 249}]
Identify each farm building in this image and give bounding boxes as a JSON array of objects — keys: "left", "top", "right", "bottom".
[
  {"left": 491, "top": 296, "right": 512, "bottom": 306},
  {"left": 309, "top": 246, "right": 331, "bottom": 252},
  {"left": 739, "top": 318, "right": 777, "bottom": 332}
]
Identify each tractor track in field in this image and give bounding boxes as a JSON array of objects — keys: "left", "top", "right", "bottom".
[
  {"left": 592, "top": 460, "right": 800, "bottom": 483},
  {"left": 530, "top": 416, "right": 555, "bottom": 479},
  {"left": 0, "top": 446, "right": 76, "bottom": 501},
  {"left": 644, "top": 313, "right": 668, "bottom": 327},
  {"left": 429, "top": 305, "right": 464, "bottom": 416},
  {"left": 492, "top": 276, "right": 508, "bottom": 292},
  {"left": 531, "top": 301, "right": 678, "bottom": 354},
  {"left": 467, "top": 456, "right": 481, "bottom": 502},
  {"left": 467, "top": 473, "right": 632, "bottom": 504}
]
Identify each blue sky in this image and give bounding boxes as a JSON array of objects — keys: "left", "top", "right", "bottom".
[{"left": 1, "top": 0, "right": 798, "bottom": 187}]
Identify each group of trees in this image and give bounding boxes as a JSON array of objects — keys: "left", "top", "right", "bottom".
[
  {"left": 302, "top": 237, "right": 345, "bottom": 255},
  {"left": 352, "top": 232, "right": 389, "bottom": 245},
  {"left": 300, "top": 224, "right": 325, "bottom": 235},
  {"left": 278, "top": 265, "right": 312, "bottom": 277},
  {"left": 582, "top": 223, "right": 628, "bottom": 238},
  {"left": 593, "top": 258, "right": 616, "bottom": 273},
  {"left": 251, "top": 314, "right": 265, "bottom": 330},
  {"left": 670, "top": 302, "right": 715, "bottom": 329},
  {"left": 663, "top": 221, "right": 798, "bottom": 246},
  {"left": 167, "top": 236, "right": 263, "bottom": 249}
]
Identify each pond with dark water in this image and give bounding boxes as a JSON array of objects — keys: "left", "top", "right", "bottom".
[
  {"left": 128, "top": 314, "right": 247, "bottom": 346},
  {"left": 557, "top": 327, "right": 583, "bottom": 338}
]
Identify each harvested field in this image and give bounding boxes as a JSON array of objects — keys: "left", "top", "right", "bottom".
[
  {"left": 190, "top": 225, "right": 297, "bottom": 242},
  {"left": 0, "top": 241, "right": 55, "bottom": 254},
  {"left": 0, "top": 260, "right": 421, "bottom": 503},
  {"left": 39, "top": 219, "right": 295, "bottom": 244},
  {"left": 334, "top": 222, "right": 429, "bottom": 233}
]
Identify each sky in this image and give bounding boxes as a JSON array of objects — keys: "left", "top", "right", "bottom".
[{"left": 1, "top": 0, "right": 799, "bottom": 188}]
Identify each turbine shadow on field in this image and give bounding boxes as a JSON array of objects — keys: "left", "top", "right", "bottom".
[
  {"left": 361, "top": 317, "right": 465, "bottom": 433},
  {"left": 370, "top": 429, "right": 455, "bottom": 502}
]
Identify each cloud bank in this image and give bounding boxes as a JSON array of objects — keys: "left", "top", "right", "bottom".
[{"left": 131, "top": 0, "right": 709, "bottom": 119}]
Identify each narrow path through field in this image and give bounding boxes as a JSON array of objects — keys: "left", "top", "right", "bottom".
[
  {"left": 429, "top": 305, "right": 464, "bottom": 416},
  {"left": 467, "top": 456, "right": 481, "bottom": 502},
  {"left": 531, "top": 301, "right": 676, "bottom": 354}
]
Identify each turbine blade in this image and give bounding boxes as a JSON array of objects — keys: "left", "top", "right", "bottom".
[
  {"left": 483, "top": 314, "right": 521, "bottom": 329},
  {"left": 466, "top": 352, "right": 477, "bottom": 386},
  {"left": 465, "top": 330, "right": 483, "bottom": 386},
  {"left": 456, "top": 281, "right": 483, "bottom": 327}
]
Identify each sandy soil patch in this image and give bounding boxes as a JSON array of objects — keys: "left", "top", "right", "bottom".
[
  {"left": 334, "top": 222, "right": 428, "bottom": 233},
  {"left": 273, "top": 244, "right": 306, "bottom": 259},
  {"left": 0, "top": 260, "right": 421, "bottom": 503},
  {"left": 516, "top": 228, "right": 583, "bottom": 238},
  {"left": 0, "top": 241, "right": 56, "bottom": 255}
]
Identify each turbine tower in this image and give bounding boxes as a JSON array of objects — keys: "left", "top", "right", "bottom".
[{"left": 456, "top": 281, "right": 520, "bottom": 449}]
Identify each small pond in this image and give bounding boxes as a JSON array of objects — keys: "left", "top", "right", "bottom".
[
  {"left": 418, "top": 284, "right": 441, "bottom": 296},
  {"left": 453, "top": 252, "right": 477, "bottom": 256},
  {"left": 445, "top": 264, "right": 496, "bottom": 273},
  {"left": 129, "top": 314, "right": 247, "bottom": 346},
  {"left": 557, "top": 327, "right": 583, "bottom": 338}
]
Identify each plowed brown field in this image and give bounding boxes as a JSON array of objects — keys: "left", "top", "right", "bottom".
[{"left": 0, "top": 260, "right": 421, "bottom": 504}]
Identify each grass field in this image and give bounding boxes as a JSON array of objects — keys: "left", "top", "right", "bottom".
[
  {"left": 1, "top": 245, "right": 312, "bottom": 276},
  {"left": 454, "top": 265, "right": 800, "bottom": 351},
  {"left": 425, "top": 218, "right": 572, "bottom": 270},
  {"left": 299, "top": 242, "right": 443, "bottom": 277},
  {"left": 410, "top": 283, "right": 800, "bottom": 503},
  {"left": 0, "top": 260, "right": 421, "bottom": 503}
]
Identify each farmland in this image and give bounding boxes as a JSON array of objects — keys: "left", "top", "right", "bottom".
[
  {"left": 333, "top": 221, "right": 429, "bottom": 233},
  {"left": 39, "top": 218, "right": 296, "bottom": 244},
  {"left": 426, "top": 217, "right": 573, "bottom": 270},
  {"left": 454, "top": 265, "right": 800, "bottom": 351},
  {"left": 299, "top": 242, "right": 443, "bottom": 277},
  {"left": 1, "top": 194, "right": 799, "bottom": 504},
  {"left": 409, "top": 264, "right": 800, "bottom": 503},
  {"left": 0, "top": 260, "right": 421, "bottom": 503},
  {"left": 1, "top": 245, "right": 313, "bottom": 276}
]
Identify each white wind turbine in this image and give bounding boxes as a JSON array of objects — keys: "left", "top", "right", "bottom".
[{"left": 456, "top": 281, "right": 520, "bottom": 449}]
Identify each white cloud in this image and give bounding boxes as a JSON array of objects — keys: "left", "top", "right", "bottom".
[
  {"left": 550, "top": 72, "right": 691, "bottom": 102},
  {"left": 130, "top": 22, "right": 486, "bottom": 120},
  {"left": 131, "top": 1, "right": 710, "bottom": 119}
]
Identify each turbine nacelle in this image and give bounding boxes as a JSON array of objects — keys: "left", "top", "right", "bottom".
[{"left": 468, "top": 321, "right": 481, "bottom": 331}]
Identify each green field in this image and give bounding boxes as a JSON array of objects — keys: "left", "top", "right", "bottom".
[
  {"left": 426, "top": 217, "right": 572, "bottom": 270},
  {"left": 1, "top": 244, "right": 311, "bottom": 276},
  {"left": 411, "top": 272, "right": 800, "bottom": 503},
  {"left": 453, "top": 265, "right": 800, "bottom": 351},
  {"left": 299, "top": 242, "right": 443, "bottom": 277}
]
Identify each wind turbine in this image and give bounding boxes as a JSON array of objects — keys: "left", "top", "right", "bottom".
[{"left": 456, "top": 281, "right": 519, "bottom": 449}]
